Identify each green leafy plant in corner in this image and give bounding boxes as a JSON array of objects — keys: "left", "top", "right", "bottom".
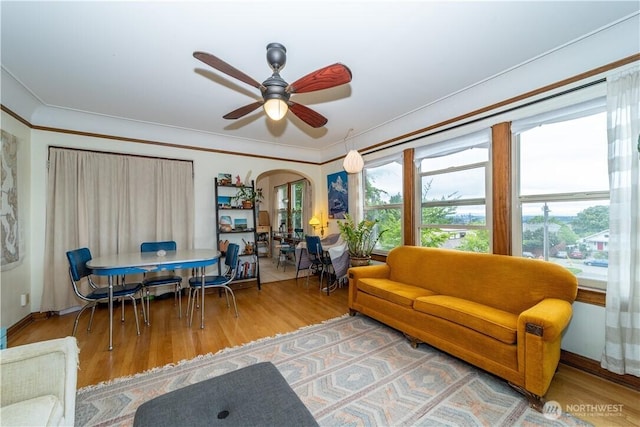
[{"left": 337, "top": 213, "right": 387, "bottom": 258}]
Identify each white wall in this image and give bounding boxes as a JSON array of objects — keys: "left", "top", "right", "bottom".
[{"left": 562, "top": 302, "right": 606, "bottom": 361}]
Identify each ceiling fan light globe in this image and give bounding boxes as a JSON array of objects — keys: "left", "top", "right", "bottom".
[
  {"left": 264, "top": 99, "right": 288, "bottom": 120},
  {"left": 343, "top": 150, "right": 364, "bottom": 173}
]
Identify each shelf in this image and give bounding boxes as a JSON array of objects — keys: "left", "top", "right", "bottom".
[
  {"left": 214, "top": 177, "right": 261, "bottom": 290},
  {"left": 218, "top": 184, "right": 252, "bottom": 189}
]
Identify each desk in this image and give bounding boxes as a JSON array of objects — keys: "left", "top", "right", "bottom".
[{"left": 87, "top": 249, "right": 220, "bottom": 349}]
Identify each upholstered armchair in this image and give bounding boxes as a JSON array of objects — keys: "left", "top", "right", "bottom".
[{"left": 0, "top": 336, "right": 79, "bottom": 426}]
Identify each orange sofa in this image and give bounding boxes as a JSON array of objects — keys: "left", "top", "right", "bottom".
[{"left": 348, "top": 246, "right": 578, "bottom": 407}]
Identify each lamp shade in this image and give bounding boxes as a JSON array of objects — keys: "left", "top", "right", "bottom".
[
  {"left": 263, "top": 98, "right": 288, "bottom": 120},
  {"left": 343, "top": 149, "right": 364, "bottom": 173},
  {"left": 309, "top": 216, "right": 320, "bottom": 226}
]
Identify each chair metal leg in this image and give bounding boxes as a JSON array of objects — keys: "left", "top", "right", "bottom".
[
  {"left": 130, "top": 295, "right": 141, "bottom": 335},
  {"left": 88, "top": 305, "right": 97, "bottom": 331},
  {"left": 305, "top": 265, "right": 312, "bottom": 288},
  {"left": 139, "top": 290, "right": 147, "bottom": 325},
  {"left": 72, "top": 303, "right": 96, "bottom": 336},
  {"left": 188, "top": 288, "right": 198, "bottom": 327},
  {"left": 176, "top": 284, "right": 182, "bottom": 319},
  {"left": 220, "top": 286, "right": 239, "bottom": 317}
]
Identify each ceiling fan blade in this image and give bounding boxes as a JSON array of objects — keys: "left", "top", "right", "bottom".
[
  {"left": 288, "top": 102, "right": 328, "bottom": 128},
  {"left": 287, "top": 63, "right": 352, "bottom": 94},
  {"left": 223, "top": 101, "right": 264, "bottom": 120},
  {"left": 194, "top": 51, "right": 264, "bottom": 90}
]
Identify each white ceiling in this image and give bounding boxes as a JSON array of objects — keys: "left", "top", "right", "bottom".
[{"left": 2, "top": 1, "right": 639, "bottom": 161}]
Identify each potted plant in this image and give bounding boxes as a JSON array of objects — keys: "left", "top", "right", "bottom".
[
  {"left": 337, "top": 213, "right": 387, "bottom": 266},
  {"left": 231, "top": 187, "right": 263, "bottom": 209}
]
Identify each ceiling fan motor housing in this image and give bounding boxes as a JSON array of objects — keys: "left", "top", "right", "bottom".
[
  {"left": 262, "top": 73, "right": 290, "bottom": 102},
  {"left": 266, "top": 43, "right": 286, "bottom": 71}
]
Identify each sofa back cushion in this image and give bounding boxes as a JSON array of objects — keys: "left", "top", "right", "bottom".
[{"left": 386, "top": 246, "right": 578, "bottom": 314}]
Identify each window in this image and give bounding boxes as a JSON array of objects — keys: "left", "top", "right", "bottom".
[
  {"left": 514, "top": 101, "right": 609, "bottom": 290},
  {"left": 416, "top": 131, "right": 491, "bottom": 252},
  {"left": 363, "top": 158, "right": 403, "bottom": 252},
  {"left": 274, "top": 180, "right": 307, "bottom": 232}
]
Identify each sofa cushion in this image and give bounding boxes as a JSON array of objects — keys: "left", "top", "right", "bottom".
[
  {"left": 414, "top": 295, "right": 518, "bottom": 344},
  {"left": 357, "top": 278, "right": 437, "bottom": 307},
  {"left": 0, "top": 395, "right": 63, "bottom": 426}
]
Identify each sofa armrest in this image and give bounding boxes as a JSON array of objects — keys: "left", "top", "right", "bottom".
[
  {"left": 518, "top": 298, "right": 573, "bottom": 396},
  {"left": 348, "top": 264, "right": 390, "bottom": 308},
  {"left": 519, "top": 298, "right": 573, "bottom": 342},
  {"left": 0, "top": 336, "right": 79, "bottom": 426}
]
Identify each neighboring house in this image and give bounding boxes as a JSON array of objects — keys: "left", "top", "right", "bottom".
[{"left": 580, "top": 230, "right": 610, "bottom": 253}]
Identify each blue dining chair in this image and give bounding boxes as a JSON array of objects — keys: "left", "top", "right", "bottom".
[
  {"left": 186, "top": 243, "right": 240, "bottom": 326},
  {"left": 277, "top": 228, "right": 303, "bottom": 271},
  {"left": 140, "top": 241, "right": 184, "bottom": 324},
  {"left": 66, "top": 247, "right": 143, "bottom": 337},
  {"left": 304, "top": 235, "right": 333, "bottom": 293}
]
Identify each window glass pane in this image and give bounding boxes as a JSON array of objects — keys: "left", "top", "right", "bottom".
[
  {"left": 421, "top": 204, "right": 486, "bottom": 226},
  {"left": 364, "top": 159, "right": 403, "bottom": 252},
  {"left": 275, "top": 185, "right": 287, "bottom": 231},
  {"left": 417, "top": 143, "right": 489, "bottom": 253},
  {"left": 365, "top": 161, "right": 403, "bottom": 206},
  {"left": 291, "top": 181, "right": 304, "bottom": 229},
  {"left": 520, "top": 200, "right": 609, "bottom": 289},
  {"left": 364, "top": 208, "right": 401, "bottom": 251},
  {"left": 419, "top": 227, "right": 490, "bottom": 253},
  {"left": 422, "top": 167, "right": 485, "bottom": 201},
  {"left": 519, "top": 112, "right": 608, "bottom": 196},
  {"left": 420, "top": 146, "right": 488, "bottom": 171}
]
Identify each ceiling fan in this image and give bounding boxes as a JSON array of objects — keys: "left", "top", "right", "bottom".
[{"left": 193, "top": 43, "right": 352, "bottom": 128}]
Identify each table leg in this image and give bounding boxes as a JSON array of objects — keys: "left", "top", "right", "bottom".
[
  {"left": 108, "top": 275, "right": 113, "bottom": 351},
  {"left": 200, "top": 266, "right": 205, "bottom": 329}
]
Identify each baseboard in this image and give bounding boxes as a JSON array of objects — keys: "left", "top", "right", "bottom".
[
  {"left": 560, "top": 349, "right": 640, "bottom": 390},
  {"left": 6, "top": 312, "right": 52, "bottom": 344}
]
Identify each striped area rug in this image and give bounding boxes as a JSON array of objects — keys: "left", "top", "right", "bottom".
[{"left": 75, "top": 315, "right": 590, "bottom": 426}]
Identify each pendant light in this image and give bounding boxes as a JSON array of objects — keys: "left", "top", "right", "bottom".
[
  {"left": 343, "top": 150, "right": 364, "bottom": 173},
  {"left": 341, "top": 128, "right": 364, "bottom": 173}
]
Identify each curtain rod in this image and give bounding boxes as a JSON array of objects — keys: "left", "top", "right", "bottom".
[{"left": 47, "top": 145, "right": 194, "bottom": 165}]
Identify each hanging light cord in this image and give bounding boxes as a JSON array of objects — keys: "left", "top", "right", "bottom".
[{"left": 343, "top": 128, "right": 355, "bottom": 152}]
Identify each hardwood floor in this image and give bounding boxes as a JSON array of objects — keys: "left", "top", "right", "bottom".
[{"left": 8, "top": 278, "right": 639, "bottom": 426}]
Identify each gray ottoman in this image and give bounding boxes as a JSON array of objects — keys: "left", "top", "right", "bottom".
[{"left": 133, "top": 362, "right": 318, "bottom": 427}]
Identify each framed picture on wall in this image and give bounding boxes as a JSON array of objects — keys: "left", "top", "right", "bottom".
[{"left": 327, "top": 171, "right": 348, "bottom": 219}]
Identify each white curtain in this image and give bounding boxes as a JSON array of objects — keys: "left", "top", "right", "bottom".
[
  {"left": 601, "top": 65, "right": 640, "bottom": 377},
  {"left": 42, "top": 148, "right": 194, "bottom": 312}
]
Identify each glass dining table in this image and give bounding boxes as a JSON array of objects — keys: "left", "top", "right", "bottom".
[{"left": 87, "top": 249, "right": 220, "bottom": 350}]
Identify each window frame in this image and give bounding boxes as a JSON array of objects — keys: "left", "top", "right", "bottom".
[
  {"left": 362, "top": 156, "right": 404, "bottom": 254},
  {"left": 415, "top": 131, "right": 492, "bottom": 252},
  {"left": 511, "top": 103, "right": 610, "bottom": 291}
]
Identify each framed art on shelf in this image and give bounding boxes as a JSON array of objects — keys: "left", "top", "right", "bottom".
[
  {"left": 217, "top": 173, "right": 232, "bottom": 186},
  {"left": 217, "top": 196, "right": 231, "bottom": 208}
]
